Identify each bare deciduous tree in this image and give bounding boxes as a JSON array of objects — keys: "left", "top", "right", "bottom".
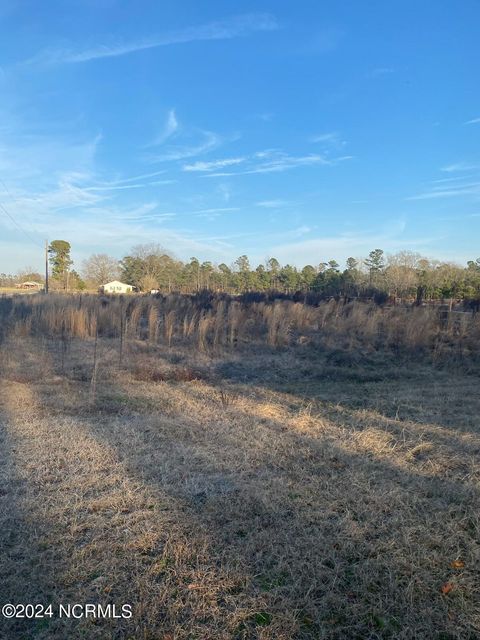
[{"left": 82, "top": 254, "right": 120, "bottom": 287}]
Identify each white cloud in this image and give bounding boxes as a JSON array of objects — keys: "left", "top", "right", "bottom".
[
  {"left": 254, "top": 149, "right": 277, "bottom": 159},
  {"left": 92, "top": 169, "right": 168, "bottom": 186},
  {"left": 408, "top": 160, "right": 480, "bottom": 201},
  {"left": 194, "top": 207, "right": 240, "bottom": 219},
  {"left": 310, "top": 131, "right": 346, "bottom": 148},
  {"left": 0, "top": 114, "right": 234, "bottom": 270},
  {"left": 431, "top": 175, "right": 478, "bottom": 184},
  {"left": 266, "top": 225, "right": 436, "bottom": 266},
  {"left": 23, "top": 13, "right": 278, "bottom": 66},
  {"left": 441, "top": 162, "right": 480, "bottom": 172},
  {"left": 217, "top": 183, "right": 231, "bottom": 203},
  {"left": 85, "top": 183, "right": 148, "bottom": 191},
  {"left": 407, "top": 184, "right": 480, "bottom": 200},
  {"left": 0, "top": 134, "right": 100, "bottom": 252},
  {"left": 465, "top": 117, "right": 480, "bottom": 125},
  {"left": 149, "top": 179, "right": 177, "bottom": 186},
  {"left": 0, "top": 131, "right": 102, "bottom": 184},
  {"left": 205, "top": 151, "right": 351, "bottom": 177},
  {"left": 150, "top": 109, "right": 179, "bottom": 146},
  {"left": 291, "top": 225, "right": 311, "bottom": 237},
  {"left": 256, "top": 199, "right": 290, "bottom": 208},
  {"left": 146, "top": 130, "right": 221, "bottom": 162},
  {"left": 183, "top": 157, "right": 245, "bottom": 172}
]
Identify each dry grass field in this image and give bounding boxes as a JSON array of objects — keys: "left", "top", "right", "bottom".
[
  {"left": 0, "top": 288, "right": 40, "bottom": 296},
  {"left": 0, "top": 294, "right": 479, "bottom": 639}
]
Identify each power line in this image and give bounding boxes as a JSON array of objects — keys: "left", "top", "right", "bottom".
[
  {"left": 0, "top": 199, "right": 44, "bottom": 248},
  {"left": 0, "top": 180, "right": 44, "bottom": 249}
]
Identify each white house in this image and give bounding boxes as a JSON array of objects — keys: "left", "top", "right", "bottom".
[{"left": 100, "top": 280, "right": 133, "bottom": 294}]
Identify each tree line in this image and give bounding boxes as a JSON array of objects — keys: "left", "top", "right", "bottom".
[{"left": 2, "top": 240, "right": 480, "bottom": 302}]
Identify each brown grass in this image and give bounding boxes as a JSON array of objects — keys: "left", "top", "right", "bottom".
[
  {"left": 1, "top": 293, "right": 479, "bottom": 365},
  {"left": 0, "top": 295, "right": 479, "bottom": 638}
]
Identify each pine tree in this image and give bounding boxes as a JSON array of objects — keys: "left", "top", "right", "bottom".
[{"left": 48, "top": 240, "right": 73, "bottom": 291}]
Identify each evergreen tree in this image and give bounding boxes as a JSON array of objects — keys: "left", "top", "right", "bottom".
[
  {"left": 234, "top": 255, "right": 251, "bottom": 291},
  {"left": 346, "top": 257, "right": 359, "bottom": 271},
  {"left": 300, "top": 265, "right": 317, "bottom": 290},
  {"left": 279, "top": 264, "right": 299, "bottom": 292},
  {"left": 365, "top": 249, "right": 385, "bottom": 288},
  {"left": 365, "top": 249, "right": 385, "bottom": 274},
  {"left": 48, "top": 240, "right": 73, "bottom": 291},
  {"left": 218, "top": 263, "right": 232, "bottom": 291},
  {"left": 266, "top": 257, "right": 280, "bottom": 289}
]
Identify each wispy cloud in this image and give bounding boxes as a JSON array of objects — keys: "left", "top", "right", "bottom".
[
  {"left": 183, "top": 157, "right": 245, "bottom": 172},
  {"left": 24, "top": 13, "right": 278, "bottom": 66},
  {"left": 217, "top": 183, "right": 231, "bottom": 203},
  {"left": 252, "top": 112, "right": 274, "bottom": 122},
  {"left": 0, "top": 128, "right": 102, "bottom": 184},
  {"left": 146, "top": 129, "right": 222, "bottom": 163},
  {"left": 114, "top": 206, "right": 177, "bottom": 222},
  {"left": 85, "top": 183, "right": 148, "bottom": 191},
  {"left": 407, "top": 162, "right": 480, "bottom": 201},
  {"left": 441, "top": 162, "right": 480, "bottom": 172},
  {"left": 0, "top": 116, "right": 230, "bottom": 265},
  {"left": 290, "top": 225, "right": 312, "bottom": 237},
  {"left": 204, "top": 150, "right": 351, "bottom": 177},
  {"left": 84, "top": 179, "right": 176, "bottom": 191},
  {"left": 310, "top": 131, "right": 347, "bottom": 148},
  {"left": 149, "top": 179, "right": 177, "bottom": 186},
  {"left": 465, "top": 117, "right": 480, "bottom": 125},
  {"left": 266, "top": 221, "right": 437, "bottom": 266},
  {"left": 100, "top": 169, "right": 168, "bottom": 185},
  {"left": 256, "top": 199, "right": 291, "bottom": 208},
  {"left": 193, "top": 207, "right": 240, "bottom": 219},
  {"left": 150, "top": 109, "right": 179, "bottom": 146},
  {"left": 431, "top": 175, "right": 478, "bottom": 184},
  {"left": 111, "top": 205, "right": 240, "bottom": 222},
  {"left": 1, "top": 174, "right": 236, "bottom": 264},
  {"left": 407, "top": 183, "right": 480, "bottom": 200}
]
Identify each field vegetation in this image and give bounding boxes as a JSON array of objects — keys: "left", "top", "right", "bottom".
[{"left": 0, "top": 293, "right": 479, "bottom": 639}]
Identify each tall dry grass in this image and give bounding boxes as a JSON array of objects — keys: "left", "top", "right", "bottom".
[
  {"left": 147, "top": 306, "right": 159, "bottom": 344},
  {"left": 0, "top": 293, "right": 479, "bottom": 363}
]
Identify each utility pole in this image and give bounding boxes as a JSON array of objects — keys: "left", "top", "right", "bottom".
[{"left": 45, "top": 239, "right": 49, "bottom": 294}]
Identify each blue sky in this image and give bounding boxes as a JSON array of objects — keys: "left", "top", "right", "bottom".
[{"left": 1, "top": 0, "right": 479, "bottom": 273}]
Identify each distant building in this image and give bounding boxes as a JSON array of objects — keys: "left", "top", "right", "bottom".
[
  {"left": 15, "top": 281, "right": 43, "bottom": 290},
  {"left": 100, "top": 280, "right": 133, "bottom": 294}
]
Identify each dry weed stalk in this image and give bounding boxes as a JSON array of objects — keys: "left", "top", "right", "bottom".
[
  {"left": 129, "top": 301, "right": 143, "bottom": 339},
  {"left": 147, "top": 305, "right": 159, "bottom": 343},
  {"left": 213, "top": 301, "right": 226, "bottom": 351},
  {"left": 197, "top": 312, "right": 210, "bottom": 352},
  {"left": 119, "top": 302, "right": 126, "bottom": 366},
  {"left": 89, "top": 316, "right": 99, "bottom": 405},
  {"left": 227, "top": 302, "right": 241, "bottom": 347},
  {"left": 164, "top": 310, "right": 176, "bottom": 347}
]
